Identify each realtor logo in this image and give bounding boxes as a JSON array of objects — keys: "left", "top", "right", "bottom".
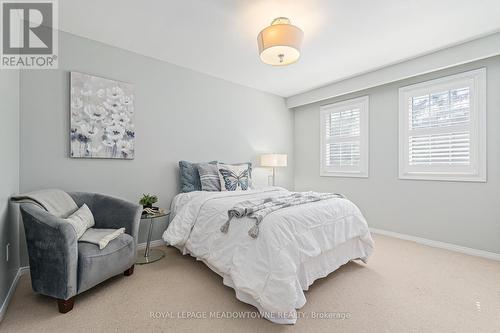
[{"left": 1, "top": 0, "right": 58, "bottom": 69}]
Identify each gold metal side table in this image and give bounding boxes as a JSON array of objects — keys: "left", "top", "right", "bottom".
[{"left": 136, "top": 210, "right": 170, "bottom": 264}]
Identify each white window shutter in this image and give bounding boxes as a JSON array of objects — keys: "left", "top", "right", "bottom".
[
  {"left": 320, "top": 96, "right": 369, "bottom": 177},
  {"left": 399, "top": 68, "right": 486, "bottom": 182}
]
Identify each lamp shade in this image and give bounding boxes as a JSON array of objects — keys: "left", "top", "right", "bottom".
[
  {"left": 261, "top": 154, "right": 287, "bottom": 167},
  {"left": 257, "top": 17, "right": 303, "bottom": 66}
]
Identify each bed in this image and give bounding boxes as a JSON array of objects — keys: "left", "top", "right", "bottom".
[{"left": 163, "top": 186, "right": 374, "bottom": 324}]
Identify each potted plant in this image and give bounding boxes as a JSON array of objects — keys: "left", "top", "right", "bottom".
[{"left": 139, "top": 194, "right": 158, "bottom": 209}]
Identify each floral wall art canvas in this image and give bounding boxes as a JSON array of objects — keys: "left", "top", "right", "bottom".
[{"left": 70, "top": 72, "right": 135, "bottom": 159}]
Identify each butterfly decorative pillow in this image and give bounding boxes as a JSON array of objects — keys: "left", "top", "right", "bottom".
[{"left": 217, "top": 163, "right": 252, "bottom": 191}]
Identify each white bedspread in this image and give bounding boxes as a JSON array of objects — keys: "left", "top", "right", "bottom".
[{"left": 163, "top": 187, "right": 374, "bottom": 324}]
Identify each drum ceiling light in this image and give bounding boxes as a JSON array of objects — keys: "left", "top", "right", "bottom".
[{"left": 257, "top": 17, "right": 304, "bottom": 66}]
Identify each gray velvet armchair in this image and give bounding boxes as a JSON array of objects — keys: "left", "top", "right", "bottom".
[{"left": 19, "top": 192, "right": 142, "bottom": 313}]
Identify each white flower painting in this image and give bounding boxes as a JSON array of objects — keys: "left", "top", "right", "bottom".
[{"left": 70, "top": 72, "right": 135, "bottom": 159}]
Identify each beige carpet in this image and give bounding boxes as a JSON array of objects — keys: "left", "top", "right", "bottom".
[{"left": 1, "top": 234, "right": 499, "bottom": 333}]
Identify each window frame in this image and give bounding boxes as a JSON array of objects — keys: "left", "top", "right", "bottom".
[
  {"left": 398, "top": 68, "right": 486, "bottom": 182},
  {"left": 320, "top": 96, "right": 369, "bottom": 178}
]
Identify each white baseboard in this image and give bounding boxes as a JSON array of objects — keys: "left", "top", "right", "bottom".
[
  {"left": 19, "top": 266, "right": 30, "bottom": 276},
  {"left": 0, "top": 266, "right": 30, "bottom": 323},
  {"left": 137, "top": 239, "right": 166, "bottom": 250},
  {"left": 370, "top": 227, "right": 500, "bottom": 261}
]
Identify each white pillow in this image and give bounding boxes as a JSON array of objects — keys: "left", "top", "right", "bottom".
[
  {"left": 64, "top": 204, "right": 95, "bottom": 239},
  {"left": 217, "top": 163, "right": 251, "bottom": 191}
]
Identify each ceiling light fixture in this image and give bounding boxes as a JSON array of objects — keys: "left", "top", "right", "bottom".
[{"left": 257, "top": 17, "right": 303, "bottom": 66}]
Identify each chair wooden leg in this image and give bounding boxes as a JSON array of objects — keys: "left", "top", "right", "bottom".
[
  {"left": 124, "top": 265, "right": 134, "bottom": 276},
  {"left": 57, "top": 297, "right": 75, "bottom": 313}
]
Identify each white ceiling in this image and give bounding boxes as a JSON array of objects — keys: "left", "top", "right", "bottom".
[{"left": 59, "top": 0, "right": 500, "bottom": 97}]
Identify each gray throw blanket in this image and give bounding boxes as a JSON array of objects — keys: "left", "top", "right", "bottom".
[
  {"left": 79, "top": 228, "right": 125, "bottom": 249},
  {"left": 220, "top": 191, "right": 345, "bottom": 239},
  {"left": 11, "top": 189, "right": 123, "bottom": 248},
  {"left": 11, "top": 189, "right": 78, "bottom": 218}
]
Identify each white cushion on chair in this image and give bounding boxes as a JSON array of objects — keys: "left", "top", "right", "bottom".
[{"left": 64, "top": 204, "right": 95, "bottom": 238}]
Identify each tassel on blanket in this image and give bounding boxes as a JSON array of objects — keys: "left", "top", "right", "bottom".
[
  {"left": 220, "top": 216, "right": 232, "bottom": 233},
  {"left": 248, "top": 224, "right": 259, "bottom": 239}
]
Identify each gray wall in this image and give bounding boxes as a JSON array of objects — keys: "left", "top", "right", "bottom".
[
  {"left": 294, "top": 56, "right": 500, "bottom": 254},
  {"left": 0, "top": 70, "right": 20, "bottom": 314},
  {"left": 19, "top": 31, "right": 294, "bottom": 263}
]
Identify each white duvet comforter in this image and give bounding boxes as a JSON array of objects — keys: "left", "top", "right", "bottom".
[{"left": 163, "top": 187, "right": 374, "bottom": 324}]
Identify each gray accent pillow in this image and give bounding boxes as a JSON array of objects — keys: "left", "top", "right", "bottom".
[
  {"left": 179, "top": 160, "right": 217, "bottom": 193},
  {"left": 198, "top": 163, "right": 221, "bottom": 191}
]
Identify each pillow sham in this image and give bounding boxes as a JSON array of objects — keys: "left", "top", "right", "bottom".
[
  {"left": 220, "top": 162, "right": 253, "bottom": 179},
  {"left": 64, "top": 203, "right": 95, "bottom": 239},
  {"left": 218, "top": 162, "right": 252, "bottom": 191},
  {"left": 179, "top": 160, "right": 217, "bottom": 193},
  {"left": 198, "top": 163, "right": 221, "bottom": 191}
]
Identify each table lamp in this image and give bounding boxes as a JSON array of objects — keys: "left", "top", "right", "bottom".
[{"left": 260, "top": 154, "right": 287, "bottom": 186}]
